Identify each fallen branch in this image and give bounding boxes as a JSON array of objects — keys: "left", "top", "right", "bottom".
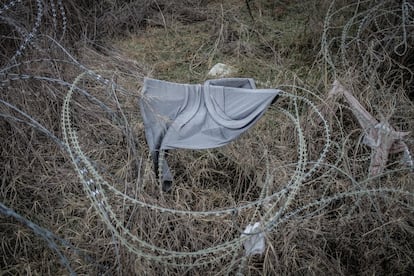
[{"left": 324, "top": 80, "right": 412, "bottom": 176}]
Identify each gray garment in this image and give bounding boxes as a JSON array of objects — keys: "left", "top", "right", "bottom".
[{"left": 140, "top": 77, "right": 280, "bottom": 191}]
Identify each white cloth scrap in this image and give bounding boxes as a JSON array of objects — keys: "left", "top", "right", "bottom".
[{"left": 241, "top": 222, "right": 266, "bottom": 256}]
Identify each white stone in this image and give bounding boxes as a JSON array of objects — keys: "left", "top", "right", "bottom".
[{"left": 207, "top": 63, "right": 236, "bottom": 77}]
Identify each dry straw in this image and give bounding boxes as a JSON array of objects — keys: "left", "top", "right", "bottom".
[{"left": 1, "top": 0, "right": 413, "bottom": 274}]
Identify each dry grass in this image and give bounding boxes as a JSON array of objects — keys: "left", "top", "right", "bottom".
[{"left": 1, "top": 0, "right": 414, "bottom": 275}]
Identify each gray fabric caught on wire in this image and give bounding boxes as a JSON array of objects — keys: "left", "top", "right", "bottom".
[{"left": 140, "top": 77, "right": 280, "bottom": 191}]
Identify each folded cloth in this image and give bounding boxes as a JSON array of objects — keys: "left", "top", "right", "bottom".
[{"left": 140, "top": 77, "right": 280, "bottom": 191}]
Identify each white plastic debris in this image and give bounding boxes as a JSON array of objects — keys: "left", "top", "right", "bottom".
[
  {"left": 207, "top": 63, "right": 236, "bottom": 77},
  {"left": 403, "top": 146, "right": 414, "bottom": 170},
  {"left": 241, "top": 222, "right": 265, "bottom": 256}
]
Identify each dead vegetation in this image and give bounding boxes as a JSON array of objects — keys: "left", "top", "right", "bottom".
[{"left": 1, "top": 0, "right": 413, "bottom": 275}]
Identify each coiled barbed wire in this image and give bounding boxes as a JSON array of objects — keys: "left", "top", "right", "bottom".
[
  {"left": 322, "top": 0, "right": 413, "bottom": 83},
  {"left": 0, "top": 202, "right": 76, "bottom": 275},
  {"left": 1, "top": 0, "right": 68, "bottom": 62},
  {"left": 61, "top": 70, "right": 333, "bottom": 267},
  {"left": 1, "top": 0, "right": 412, "bottom": 272},
  {"left": 11, "top": 0, "right": 43, "bottom": 61},
  {"left": 2, "top": 57, "right": 412, "bottom": 271},
  {"left": 0, "top": 0, "right": 22, "bottom": 14}
]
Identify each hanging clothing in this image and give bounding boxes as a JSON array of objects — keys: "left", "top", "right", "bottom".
[{"left": 140, "top": 77, "right": 280, "bottom": 191}]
